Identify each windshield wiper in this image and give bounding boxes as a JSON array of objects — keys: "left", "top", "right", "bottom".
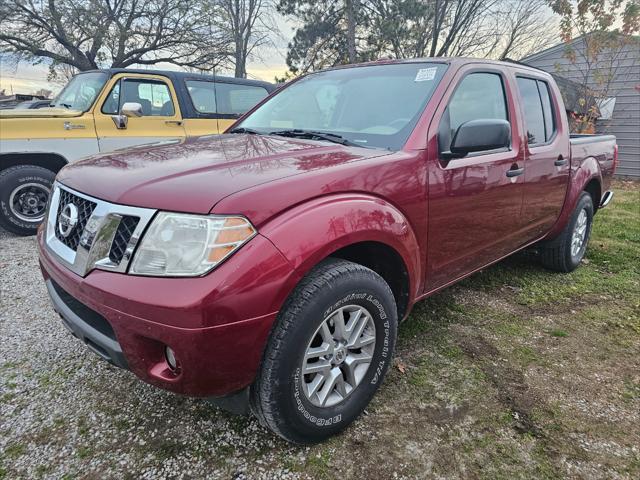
[
  {"left": 228, "top": 127, "right": 261, "bottom": 134},
  {"left": 269, "top": 129, "right": 362, "bottom": 147}
]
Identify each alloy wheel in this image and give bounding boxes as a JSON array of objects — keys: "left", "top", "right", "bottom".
[{"left": 301, "top": 305, "right": 376, "bottom": 408}]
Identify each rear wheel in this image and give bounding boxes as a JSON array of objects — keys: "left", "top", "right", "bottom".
[
  {"left": 251, "top": 258, "right": 398, "bottom": 444},
  {"left": 0, "top": 165, "right": 55, "bottom": 236},
  {"left": 539, "top": 191, "right": 594, "bottom": 272}
]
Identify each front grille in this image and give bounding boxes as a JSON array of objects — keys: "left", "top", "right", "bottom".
[
  {"left": 109, "top": 216, "right": 140, "bottom": 264},
  {"left": 46, "top": 182, "right": 155, "bottom": 277},
  {"left": 54, "top": 189, "right": 97, "bottom": 251}
]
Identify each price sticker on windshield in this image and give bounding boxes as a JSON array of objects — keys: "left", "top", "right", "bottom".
[{"left": 415, "top": 67, "right": 437, "bottom": 82}]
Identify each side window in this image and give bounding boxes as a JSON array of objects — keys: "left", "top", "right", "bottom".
[
  {"left": 136, "top": 82, "right": 174, "bottom": 116},
  {"left": 102, "top": 79, "right": 175, "bottom": 116},
  {"left": 516, "top": 77, "right": 554, "bottom": 145},
  {"left": 102, "top": 80, "right": 120, "bottom": 115},
  {"left": 216, "top": 83, "right": 269, "bottom": 116},
  {"left": 538, "top": 81, "right": 556, "bottom": 141},
  {"left": 438, "top": 73, "right": 508, "bottom": 153},
  {"left": 186, "top": 80, "right": 217, "bottom": 114}
]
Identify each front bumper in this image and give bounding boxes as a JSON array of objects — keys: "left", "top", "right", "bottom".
[{"left": 38, "top": 230, "right": 299, "bottom": 398}]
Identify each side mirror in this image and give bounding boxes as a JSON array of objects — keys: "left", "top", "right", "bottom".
[
  {"left": 111, "top": 102, "right": 143, "bottom": 129},
  {"left": 445, "top": 119, "right": 511, "bottom": 159},
  {"left": 121, "top": 102, "right": 143, "bottom": 117}
]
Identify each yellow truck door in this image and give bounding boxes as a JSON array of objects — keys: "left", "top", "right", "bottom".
[{"left": 93, "top": 74, "right": 186, "bottom": 151}]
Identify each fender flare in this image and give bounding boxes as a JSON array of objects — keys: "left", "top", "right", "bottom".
[
  {"left": 259, "top": 193, "right": 423, "bottom": 304},
  {"left": 545, "top": 156, "right": 602, "bottom": 240},
  {"left": 0, "top": 152, "right": 69, "bottom": 173}
]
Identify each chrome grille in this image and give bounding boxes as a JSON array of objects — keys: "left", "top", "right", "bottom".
[
  {"left": 45, "top": 183, "right": 156, "bottom": 277},
  {"left": 109, "top": 216, "right": 140, "bottom": 264},
  {"left": 54, "top": 189, "right": 97, "bottom": 251}
]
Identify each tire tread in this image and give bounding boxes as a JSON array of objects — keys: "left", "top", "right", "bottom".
[{"left": 251, "top": 258, "right": 395, "bottom": 443}]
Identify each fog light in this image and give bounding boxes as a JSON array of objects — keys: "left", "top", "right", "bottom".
[{"left": 165, "top": 346, "right": 178, "bottom": 371}]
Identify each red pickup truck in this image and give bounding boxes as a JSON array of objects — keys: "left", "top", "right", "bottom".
[{"left": 37, "top": 58, "right": 617, "bottom": 444}]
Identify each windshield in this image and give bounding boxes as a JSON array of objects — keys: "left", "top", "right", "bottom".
[
  {"left": 51, "top": 72, "right": 108, "bottom": 111},
  {"left": 238, "top": 63, "right": 447, "bottom": 150}
]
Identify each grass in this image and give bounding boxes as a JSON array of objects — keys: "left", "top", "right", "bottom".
[
  {"left": 382, "top": 180, "right": 640, "bottom": 478},
  {"left": 1, "top": 180, "right": 638, "bottom": 479}
]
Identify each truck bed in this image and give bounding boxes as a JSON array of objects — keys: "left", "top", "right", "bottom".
[
  {"left": 569, "top": 134, "right": 617, "bottom": 200},
  {"left": 569, "top": 133, "right": 616, "bottom": 145}
]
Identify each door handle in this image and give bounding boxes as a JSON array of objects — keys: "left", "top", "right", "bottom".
[
  {"left": 506, "top": 166, "right": 525, "bottom": 177},
  {"left": 554, "top": 155, "right": 567, "bottom": 166},
  {"left": 165, "top": 120, "right": 183, "bottom": 126}
]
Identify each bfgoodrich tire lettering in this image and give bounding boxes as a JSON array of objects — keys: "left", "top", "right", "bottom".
[
  {"left": 0, "top": 165, "right": 56, "bottom": 236},
  {"left": 251, "top": 258, "right": 398, "bottom": 444}
]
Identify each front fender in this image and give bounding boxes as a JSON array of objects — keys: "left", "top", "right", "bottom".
[
  {"left": 545, "top": 156, "right": 602, "bottom": 240},
  {"left": 260, "top": 193, "right": 422, "bottom": 302}
]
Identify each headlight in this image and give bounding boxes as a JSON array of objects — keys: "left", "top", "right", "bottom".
[{"left": 129, "top": 213, "right": 256, "bottom": 276}]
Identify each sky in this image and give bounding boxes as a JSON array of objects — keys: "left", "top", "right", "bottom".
[{"left": 0, "top": 14, "right": 295, "bottom": 96}]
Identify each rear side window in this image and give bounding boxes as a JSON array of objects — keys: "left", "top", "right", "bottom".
[
  {"left": 516, "top": 77, "right": 556, "bottom": 145},
  {"left": 439, "top": 72, "right": 508, "bottom": 153},
  {"left": 186, "top": 80, "right": 217, "bottom": 114},
  {"left": 538, "top": 81, "right": 556, "bottom": 141},
  {"left": 186, "top": 81, "right": 269, "bottom": 116},
  {"left": 216, "top": 83, "right": 269, "bottom": 115}
]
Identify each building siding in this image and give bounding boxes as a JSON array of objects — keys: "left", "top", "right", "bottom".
[{"left": 522, "top": 36, "right": 640, "bottom": 178}]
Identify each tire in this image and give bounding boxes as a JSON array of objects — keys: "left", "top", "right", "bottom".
[
  {"left": 0, "top": 165, "right": 56, "bottom": 236},
  {"left": 251, "top": 258, "right": 398, "bottom": 444},
  {"left": 539, "top": 191, "right": 594, "bottom": 273}
]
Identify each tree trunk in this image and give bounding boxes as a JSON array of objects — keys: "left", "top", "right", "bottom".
[
  {"left": 430, "top": 0, "right": 441, "bottom": 57},
  {"left": 345, "top": 0, "right": 357, "bottom": 63},
  {"left": 235, "top": 36, "right": 246, "bottom": 78}
]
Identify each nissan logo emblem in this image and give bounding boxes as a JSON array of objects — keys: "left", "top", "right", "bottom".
[{"left": 58, "top": 203, "right": 79, "bottom": 238}]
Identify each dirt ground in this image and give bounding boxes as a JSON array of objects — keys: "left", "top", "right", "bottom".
[{"left": 1, "top": 180, "right": 638, "bottom": 479}]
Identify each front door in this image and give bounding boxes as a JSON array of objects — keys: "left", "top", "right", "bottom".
[
  {"left": 426, "top": 67, "right": 528, "bottom": 291},
  {"left": 94, "top": 74, "right": 186, "bottom": 152}
]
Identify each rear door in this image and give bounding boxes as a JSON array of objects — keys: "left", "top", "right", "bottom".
[
  {"left": 182, "top": 80, "right": 270, "bottom": 136},
  {"left": 515, "top": 74, "right": 570, "bottom": 237},
  {"left": 426, "top": 66, "right": 528, "bottom": 291},
  {"left": 93, "top": 74, "right": 186, "bottom": 152}
]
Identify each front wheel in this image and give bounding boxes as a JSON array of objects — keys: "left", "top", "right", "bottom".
[
  {"left": 539, "top": 191, "right": 594, "bottom": 272},
  {"left": 0, "top": 165, "right": 56, "bottom": 236},
  {"left": 251, "top": 258, "right": 398, "bottom": 444}
]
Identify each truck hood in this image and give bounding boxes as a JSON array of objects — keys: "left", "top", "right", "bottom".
[
  {"left": 0, "top": 107, "right": 82, "bottom": 118},
  {"left": 58, "top": 134, "right": 391, "bottom": 213}
]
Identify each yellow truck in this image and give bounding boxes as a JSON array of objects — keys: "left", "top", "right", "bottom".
[{"left": 0, "top": 69, "right": 274, "bottom": 235}]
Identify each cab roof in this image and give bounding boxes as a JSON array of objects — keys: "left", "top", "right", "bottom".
[{"left": 80, "top": 68, "right": 275, "bottom": 91}]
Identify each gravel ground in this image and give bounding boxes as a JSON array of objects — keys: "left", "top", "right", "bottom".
[
  {"left": 0, "top": 229, "right": 311, "bottom": 479},
  {"left": 1, "top": 181, "right": 638, "bottom": 479}
]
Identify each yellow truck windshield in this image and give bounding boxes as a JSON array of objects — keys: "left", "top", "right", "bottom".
[{"left": 51, "top": 72, "right": 108, "bottom": 112}]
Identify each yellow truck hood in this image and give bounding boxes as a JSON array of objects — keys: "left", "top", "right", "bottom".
[{"left": 0, "top": 108, "right": 83, "bottom": 119}]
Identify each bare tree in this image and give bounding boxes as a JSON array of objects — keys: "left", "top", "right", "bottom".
[
  {"left": 489, "top": 0, "right": 557, "bottom": 60},
  {"left": 345, "top": 0, "right": 358, "bottom": 62},
  {"left": 548, "top": 0, "right": 640, "bottom": 132},
  {"left": 280, "top": 0, "right": 557, "bottom": 73},
  {"left": 0, "top": 0, "right": 229, "bottom": 72},
  {"left": 216, "top": 0, "right": 278, "bottom": 78}
]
